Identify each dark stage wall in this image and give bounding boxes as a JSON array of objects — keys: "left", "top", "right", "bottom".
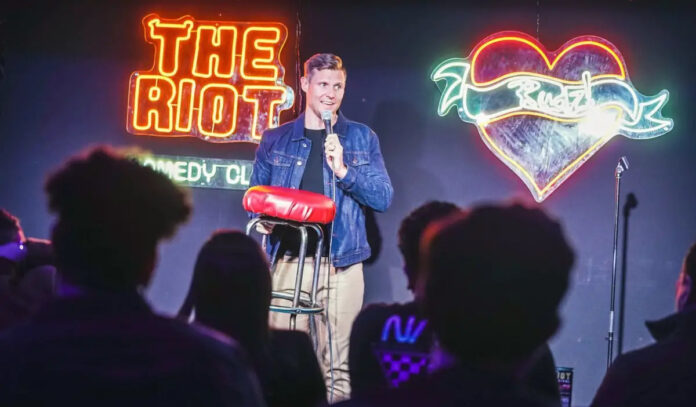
[{"left": 1, "top": 1, "right": 694, "bottom": 405}]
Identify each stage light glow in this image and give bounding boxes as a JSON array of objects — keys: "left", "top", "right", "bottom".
[
  {"left": 432, "top": 31, "right": 673, "bottom": 202},
  {"left": 127, "top": 14, "right": 295, "bottom": 143}
]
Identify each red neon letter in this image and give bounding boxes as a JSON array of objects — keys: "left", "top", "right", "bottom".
[
  {"left": 198, "top": 84, "right": 239, "bottom": 138},
  {"left": 132, "top": 75, "right": 176, "bottom": 132},
  {"left": 242, "top": 86, "right": 287, "bottom": 140},
  {"left": 192, "top": 25, "right": 238, "bottom": 78},
  {"left": 175, "top": 79, "right": 196, "bottom": 132},
  {"left": 241, "top": 27, "right": 281, "bottom": 81},
  {"left": 146, "top": 18, "right": 193, "bottom": 77}
]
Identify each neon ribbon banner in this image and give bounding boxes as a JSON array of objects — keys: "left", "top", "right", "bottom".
[
  {"left": 432, "top": 31, "right": 673, "bottom": 202},
  {"left": 127, "top": 14, "right": 295, "bottom": 143}
]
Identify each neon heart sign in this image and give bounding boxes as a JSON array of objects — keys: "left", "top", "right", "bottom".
[{"left": 432, "top": 31, "right": 673, "bottom": 202}]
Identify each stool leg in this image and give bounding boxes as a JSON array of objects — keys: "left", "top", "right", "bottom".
[
  {"left": 308, "top": 224, "right": 324, "bottom": 351},
  {"left": 289, "top": 226, "right": 309, "bottom": 330}
]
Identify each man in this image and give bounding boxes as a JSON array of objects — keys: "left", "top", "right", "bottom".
[
  {"left": 250, "top": 53, "right": 393, "bottom": 400},
  {"left": 349, "top": 201, "right": 460, "bottom": 396},
  {"left": 592, "top": 243, "right": 696, "bottom": 407},
  {"left": 0, "top": 208, "right": 55, "bottom": 331},
  {"left": 340, "top": 204, "right": 574, "bottom": 407},
  {"left": 0, "top": 148, "right": 264, "bottom": 406}
]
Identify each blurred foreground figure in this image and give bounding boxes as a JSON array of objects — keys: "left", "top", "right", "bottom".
[
  {"left": 179, "top": 230, "right": 326, "bottom": 407},
  {"left": 0, "top": 147, "right": 264, "bottom": 406},
  {"left": 0, "top": 209, "right": 56, "bottom": 330},
  {"left": 340, "top": 204, "right": 573, "bottom": 407},
  {"left": 592, "top": 243, "right": 696, "bottom": 407},
  {"left": 349, "top": 201, "right": 460, "bottom": 395}
]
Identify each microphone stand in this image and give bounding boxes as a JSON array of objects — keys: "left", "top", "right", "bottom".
[
  {"left": 617, "top": 192, "right": 638, "bottom": 357},
  {"left": 607, "top": 156, "right": 629, "bottom": 369}
]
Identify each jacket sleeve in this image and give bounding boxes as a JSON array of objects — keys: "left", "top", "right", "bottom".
[
  {"left": 247, "top": 133, "right": 273, "bottom": 219},
  {"left": 336, "top": 130, "right": 393, "bottom": 212},
  {"left": 249, "top": 133, "right": 272, "bottom": 189}
]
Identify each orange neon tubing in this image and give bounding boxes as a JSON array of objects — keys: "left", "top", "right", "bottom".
[
  {"left": 198, "top": 83, "right": 239, "bottom": 138},
  {"left": 132, "top": 74, "right": 176, "bottom": 132},
  {"left": 242, "top": 85, "right": 287, "bottom": 140},
  {"left": 240, "top": 26, "right": 282, "bottom": 81},
  {"left": 192, "top": 25, "right": 238, "bottom": 79}
]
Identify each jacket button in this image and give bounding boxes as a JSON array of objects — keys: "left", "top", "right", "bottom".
[
  {"left": 302, "top": 143, "right": 307, "bottom": 148},
  {"left": 296, "top": 160, "right": 302, "bottom": 166}
]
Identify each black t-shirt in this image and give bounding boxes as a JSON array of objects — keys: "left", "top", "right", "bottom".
[
  {"left": 277, "top": 128, "right": 330, "bottom": 258},
  {"left": 299, "top": 128, "right": 325, "bottom": 195}
]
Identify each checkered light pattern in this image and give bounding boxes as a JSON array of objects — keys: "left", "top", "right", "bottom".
[{"left": 375, "top": 349, "right": 429, "bottom": 388}]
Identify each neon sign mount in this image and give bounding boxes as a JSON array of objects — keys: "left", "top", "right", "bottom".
[{"left": 432, "top": 31, "right": 673, "bottom": 202}]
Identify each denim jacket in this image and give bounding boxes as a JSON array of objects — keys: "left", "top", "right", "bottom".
[{"left": 249, "top": 111, "right": 393, "bottom": 267}]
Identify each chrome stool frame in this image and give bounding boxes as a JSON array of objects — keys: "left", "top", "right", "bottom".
[{"left": 246, "top": 216, "right": 326, "bottom": 349}]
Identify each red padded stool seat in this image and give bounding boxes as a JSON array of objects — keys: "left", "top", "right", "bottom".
[
  {"left": 244, "top": 185, "right": 336, "bottom": 350},
  {"left": 243, "top": 185, "right": 336, "bottom": 224}
]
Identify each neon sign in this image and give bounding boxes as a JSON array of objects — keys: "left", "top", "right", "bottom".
[
  {"left": 380, "top": 314, "right": 427, "bottom": 344},
  {"left": 127, "top": 14, "right": 295, "bottom": 142},
  {"left": 133, "top": 153, "right": 253, "bottom": 190},
  {"left": 432, "top": 31, "right": 673, "bottom": 202}
]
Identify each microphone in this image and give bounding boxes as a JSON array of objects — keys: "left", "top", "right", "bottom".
[
  {"left": 321, "top": 110, "right": 333, "bottom": 135},
  {"left": 321, "top": 110, "right": 338, "bottom": 176}
]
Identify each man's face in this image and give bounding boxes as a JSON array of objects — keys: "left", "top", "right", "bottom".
[{"left": 301, "top": 68, "right": 346, "bottom": 119}]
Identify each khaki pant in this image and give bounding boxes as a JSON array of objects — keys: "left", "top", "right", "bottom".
[{"left": 270, "top": 256, "right": 364, "bottom": 402}]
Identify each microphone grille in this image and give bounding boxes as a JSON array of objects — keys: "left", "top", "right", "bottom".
[{"left": 321, "top": 110, "right": 332, "bottom": 121}]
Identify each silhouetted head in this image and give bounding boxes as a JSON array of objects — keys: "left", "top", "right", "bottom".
[
  {"left": 0, "top": 209, "right": 24, "bottom": 276},
  {"left": 185, "top": 230, "right": 271, "bottom": 350},
  {"left": 422, "top": 203, "right": 574, "bottom": 365},
  {"left": 676, "top": 243, "right": 696, "bottom": 311},
  {"left": 0, "top": 209, "right": 23, "bottom": 245},
  {"left": 45, "top": 147, "right": 191, "bottom": 291},
  {"left": 397, "top": 201, "right": 460, "bottom": 293}
]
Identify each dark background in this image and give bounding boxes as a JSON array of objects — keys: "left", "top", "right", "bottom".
[{"left": 1, "top": 1, "right": 694, "bottom": 405}]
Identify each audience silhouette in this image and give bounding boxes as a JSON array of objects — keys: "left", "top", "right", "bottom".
[
  {"left": 592, "top": 242, "right": 696, "bottom": 407},
  {"left": 4, "top": 145, "right": 693, "bottom": 406},
  {"left": 349, "top": 201, "right": 460, "bottom": 396},
  {"left": 0, "top": 208, "right": 56, "bottom": 330},
  {"left": 0, "top": 148, "right": 264, "bottom": 406},
  {"left": 179, "top": 230, "right": 327, "bottom": 407},
  {"left": 340, "top": 203, "right": 574, "bottom": 407}
]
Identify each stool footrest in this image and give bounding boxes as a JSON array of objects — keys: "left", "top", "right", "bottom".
[
  {"left": 271, "top": 291, "right": 323, "bottom": 315},
  {"left": 270, "top": 305, "right": 324, "bottom": 315},
  {"left": 272, "top": 291, "right": 316, "bottom": 305}
]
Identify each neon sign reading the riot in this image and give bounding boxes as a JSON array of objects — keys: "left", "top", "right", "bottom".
[
  {"left": 127, "top": 14, "right": 294, "bottom": 142},
  {"left": 432, "top": 32, "right": 673, "bottom": 202}
]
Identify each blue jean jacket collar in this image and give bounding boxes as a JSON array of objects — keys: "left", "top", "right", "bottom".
[{"left": 290, "top": 111, "right": 348, "bottom": 141}]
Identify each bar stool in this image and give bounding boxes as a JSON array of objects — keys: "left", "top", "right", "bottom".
[{"left": 243, "top": 185, "right": 336, "bottom": 348}]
